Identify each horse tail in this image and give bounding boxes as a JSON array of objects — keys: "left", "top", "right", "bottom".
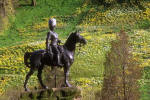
[{"left": 24, "top": 52, "right": 32, "bottom": 68}]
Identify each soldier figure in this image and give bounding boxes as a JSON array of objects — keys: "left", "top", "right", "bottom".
[{"left": 46, "top": 18, "right": 62, "bottom": 66}]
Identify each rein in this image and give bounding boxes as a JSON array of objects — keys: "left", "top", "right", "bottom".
[{"left": 76, "top": 43, "right": 83, "bottom": 55}]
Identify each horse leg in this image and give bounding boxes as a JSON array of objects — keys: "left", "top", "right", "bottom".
[
  {"left": 64, "top": 66, "right": 72, "bottom": 87},
  {"left": 37, "top": 66, "right": 48, "bottom": 89},
  {"left": 24, "top": 68, "right": 34, "bottom": 91}
]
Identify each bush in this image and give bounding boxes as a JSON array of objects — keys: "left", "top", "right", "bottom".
[{"left": 97, "top": 30, "right": 141, "bottom": 100}]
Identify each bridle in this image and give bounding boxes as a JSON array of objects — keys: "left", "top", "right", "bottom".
[{"left": 76, "top": 43, "right": 84, "bottom": 55}]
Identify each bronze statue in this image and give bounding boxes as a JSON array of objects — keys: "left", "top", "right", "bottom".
[
  {"left": 46, "top": 18, "right": 62, "bottom": 66},
  {"left": 24, "top": 31, "right": 87, "bottom": 91}
]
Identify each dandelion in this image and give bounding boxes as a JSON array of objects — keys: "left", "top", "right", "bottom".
[
  {"left": 85, "top": 36, "right": 92, "bottom": 40},
  {"left": 80, "top": 32, "right": 88, "bottom": 36},
  {"left": 76, "top": 8, "right": 82, "bottom": 15},
  {"left": 140, "top": 62, "right": 149, "bottom": 67}
]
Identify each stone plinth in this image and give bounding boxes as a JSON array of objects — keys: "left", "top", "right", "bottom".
[{"left": 20, "top": 87, "right": 81, "bottom": 100}]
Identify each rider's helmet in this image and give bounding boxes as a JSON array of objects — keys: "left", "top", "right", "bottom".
[{"left": 49, "top": 18, "right": 56, "bottom": 27}]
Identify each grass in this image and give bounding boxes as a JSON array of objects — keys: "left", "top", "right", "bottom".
[
  {"left": 0, "top": 0, "right": 150, "bottom": 100},
  {"left": 139, "top": 67, "right": 150, "bottom": 100},
  {"left": 0, "top": 0, "right": 85, "bottom": 47}
]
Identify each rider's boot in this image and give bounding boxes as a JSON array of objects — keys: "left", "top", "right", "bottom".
[{"left": 56, "top": 54, "right": 63, "bottom": 66}]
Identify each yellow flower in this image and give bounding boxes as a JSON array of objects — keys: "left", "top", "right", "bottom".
[
  {"left": 147, "top": 3, "right": 150, "bottom": 6},
  {"left": 0, "top": 60, "right": 2, "bottom": 65},
  {"left": 80, "top": 32, "right": 88, "bottom": 36},
  {"left": 85, "top": 36, "right": 92, "bottom": 40},
  {"left": 76, "top": 8, "right": 82, "bottom": 15},
  {"left": 140, "top": 61, "right": 149, "bottom": 67},
  {"left": 144, "top": 8, "right": 150, "bottom": 16}
]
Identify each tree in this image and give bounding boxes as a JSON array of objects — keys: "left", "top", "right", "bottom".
[
  {"left": 31, "top": 0, "right": 36, "bottom": 6},
  {"left": 0, "top": 0, "right": 6, "bottom": 17},
  {"left": 96, "top": 30, "right": 141, "bottom": 100},
  {"left": 92, "top": 0, "right": 144, "bottom": 8},
  {"left": 0, "top": 0, "right": 14, "bottom": 33}
]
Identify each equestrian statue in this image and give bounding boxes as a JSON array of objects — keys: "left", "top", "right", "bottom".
[{"left": 23, "top": 18, "right": 87, "bottom": 91}]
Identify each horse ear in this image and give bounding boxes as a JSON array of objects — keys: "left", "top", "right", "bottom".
[
  {"left": 75, "top": 30, "right": 78, "bottom": 34},
  {"left": 75, "top": 30, "right": 80, "bottom": 34},
  {"left": 73, "top": 30, "right": 80, "bottom": 36}
]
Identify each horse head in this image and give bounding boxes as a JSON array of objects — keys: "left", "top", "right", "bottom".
[{"left": 73, "top": 31, "right": 87, "bottom": 45}]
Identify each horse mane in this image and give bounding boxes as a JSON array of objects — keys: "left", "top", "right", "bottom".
[
  {"left": 65, "top": 32, "right": 76, "bottom": 44},
  {"left": 64, "top": 32, "right": 76, "bottom": 50}
]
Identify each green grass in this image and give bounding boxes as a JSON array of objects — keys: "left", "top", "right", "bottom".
[
  {"left": 136, "top": 19, "right": 150, "bottom": 29},
  {"left": 0, "top": 0, "right": 150, "bottom": 100},
  {"left": 0, "top": 0, "right": 85, "bottom": 47},
  {"left": 140, "top": 67, "right": 150, "bottom": 100}
]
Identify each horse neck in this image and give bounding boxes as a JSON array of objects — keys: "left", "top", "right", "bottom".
[{"left": 64, "top": 38, "right": 76, "bottom": 52}]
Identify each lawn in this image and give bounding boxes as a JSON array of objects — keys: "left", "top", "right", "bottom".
[{"left": 0, "top": 0, "right": 150, "bottom": 100}]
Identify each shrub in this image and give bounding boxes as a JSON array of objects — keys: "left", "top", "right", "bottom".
[{"left": 96, "top": 30, "right": 141, "bottom": 100}]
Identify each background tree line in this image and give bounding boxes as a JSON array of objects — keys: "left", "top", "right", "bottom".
[
  {"left": 0, "top": 0, "right": 36, "bottom": 33},
  {"left": 92, "top": 0, "right": 144, "bottom": 8},
  {"left": 0, "top": 0, "right": 14, "bottom": 33},
  {"left": 0, "top": 0, "right": 36, "bottom": 17}
]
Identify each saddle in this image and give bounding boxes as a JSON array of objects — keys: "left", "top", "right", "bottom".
[
  {"left": 57, "top": 45, "right": 64, "bottom": 53},
  {"left": 50, "top": 45, "right": 64, "bottom": 54},
  {"left": 46, "top": 45, "right": 64, "bottom": 61},
  {"left": 46, "top": 45, "right": 64, "bottom": 67}
]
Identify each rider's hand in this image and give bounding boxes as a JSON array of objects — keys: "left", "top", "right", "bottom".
[{"left": 58, "top": 40, "right": 61, "bottom": 44}]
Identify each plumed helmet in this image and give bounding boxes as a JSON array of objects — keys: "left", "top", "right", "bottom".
[{"left": 49, "top": 18, "right": 56, "bottom": 27}]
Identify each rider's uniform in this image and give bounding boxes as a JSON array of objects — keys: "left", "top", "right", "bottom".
[{"left": 46, "top": 30, "right": 59, "bottom": 54}]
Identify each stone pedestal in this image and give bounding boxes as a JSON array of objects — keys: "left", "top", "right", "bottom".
[{"left": 20, "top": 87, "right": 81, "bottom": 100}]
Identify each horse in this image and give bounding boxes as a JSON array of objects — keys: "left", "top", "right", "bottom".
[{"left": 24, "top": 31, "right": 87, "bottom": 91}]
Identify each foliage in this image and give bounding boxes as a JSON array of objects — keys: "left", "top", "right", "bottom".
[
  {"left": 0, "top": 0, "right": 14, "bottom": 34},
  {"left": 0, "top": 0, "right": 150, "bottom": 100},
  {"left": 129, "top": 29, "right": 150, "bottom": 100},
  {"left": 0, "top": 0, "right": 85, "bottom": 47},
  {"left": 0, "top": 42, "right": 45, "bottom": 95},
  {"left": 92, "top": 0, "right": 146, "bottom": 7},
  {"left": 97, "top": 30, "right": 141, "bottom": 100},
  {"left": 139, "top": 67, "right": 150, "bottom": 100}
]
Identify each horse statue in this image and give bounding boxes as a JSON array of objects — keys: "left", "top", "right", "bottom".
[{"left": 24, "top": 31, "right": 87, "bottom": 91}]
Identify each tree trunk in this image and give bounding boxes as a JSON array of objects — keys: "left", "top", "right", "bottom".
[
  {"left": 0, "top": 0, "right": 14, "bottom": 33},
  {"left": 31, "top": 0, "right": 36, "bottom": 6},
  {"left": 0, "top": 0, "right": 6, "bottom": 17}
]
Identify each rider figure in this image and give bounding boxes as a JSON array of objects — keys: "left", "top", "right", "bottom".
[{"left": 46, "top": 18, "right": 62, "bottom": 66}]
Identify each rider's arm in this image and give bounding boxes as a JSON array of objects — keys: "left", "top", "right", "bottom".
[{"left": 46, "top": 32, "right": 51, "bottom": 52}]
